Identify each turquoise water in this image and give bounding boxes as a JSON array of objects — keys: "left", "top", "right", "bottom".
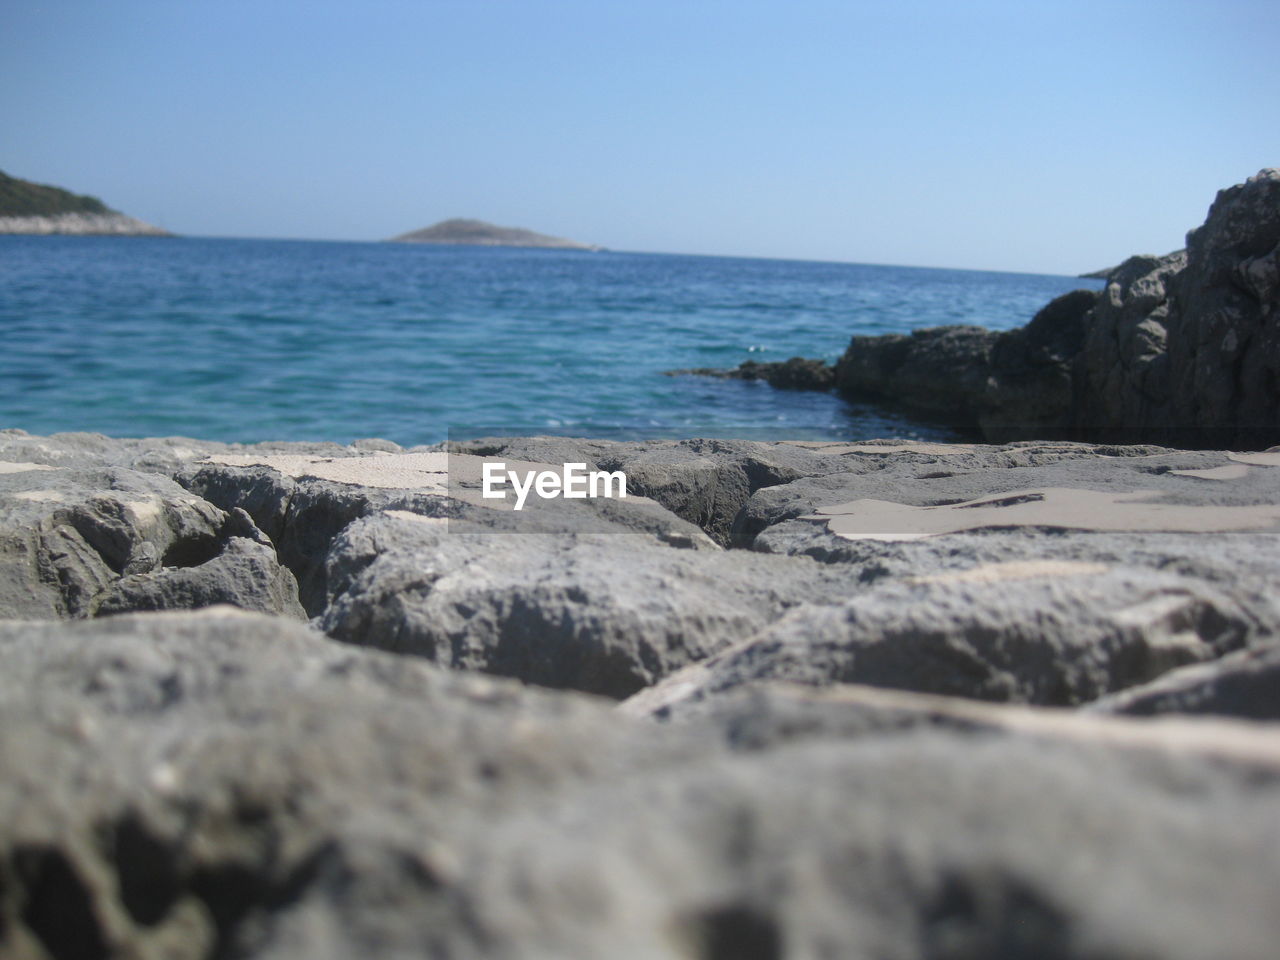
[{"left": 1, "top": 236, "right": 1101, "bottom": 445}]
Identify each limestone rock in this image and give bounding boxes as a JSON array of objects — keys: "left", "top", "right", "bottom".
[
  {"left": 92, "top": 526, "right": 306, "bottom": 619},
  {"left": 734, "top": 442, "right": 1280, "bottom": 549},
  {"left": 980, "top": 288, "right": 1100, "bottom": 440},
  {"left": 1088, "top": 644, "right": 1280, "bottom": 720},
  {"left": 1, "top": 610, "right": 1279, "bottom": 959},
  {"left": 832, "top": 169, "right": 1280, "bottom": 448},
  {"left": 835, "top": 324, "right": 998, "bottom": 427},
  {"left": 0, "top": 436, "right": 307, "bottom": 620},
  {"left": 451, "top": 435, "right": 850, "bottom": 546},
  {"left": 321, "top": 512, "right": 872, "bottom": 698},
  {"left": 178, "top": 449, "right": 714, "bottom": 614},
  {"left": 621, "top": 566, "right": 1259, "bottom": 715}
]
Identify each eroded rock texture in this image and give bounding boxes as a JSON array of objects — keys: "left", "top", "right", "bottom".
[
  {"left": 836, "top": 169, "right": 1280, "bottom": 448},
  {"left": 2, "top": 609, "right": 1280, "bottom": 960},
  {"left": 2, "top": 426, "right": 1279, "bottom": 957}
]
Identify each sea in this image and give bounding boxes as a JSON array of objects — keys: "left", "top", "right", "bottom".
[{"left": 0, "top": 236, "right": 1102, "bottom": 446}]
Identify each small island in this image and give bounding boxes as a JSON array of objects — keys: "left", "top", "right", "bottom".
[
  {"left": 388, "top": 217, "right": 599, "bottom": 250},
  {"left": 0, "top": 169, "right": 171, "bottom": 236}
]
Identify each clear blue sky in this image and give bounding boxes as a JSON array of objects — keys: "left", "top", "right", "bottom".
[{"left": 3, "top": 0, "right": 1275, "bottom": 274}]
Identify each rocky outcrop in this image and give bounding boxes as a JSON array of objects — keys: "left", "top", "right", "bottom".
[
  {"left": 0, "top": 211, "right": 171, "bottom": 235},
  {"left": 835, "top": 169, "right": 1280, "bottom": 449},
  {"left": 666, "top": 356, "right": 836, "bottom": 390},
  {"left": 4, "top": 429, "right": 1280, "bottom": 958},
  {"left": 1080, "top": 169, "right": 1280, "bottom": 448},
  {"left": 388, "top": 218, "right": 598, "bottom": 249},
  {"left": 835, "top": 324, "right": 1003, "bottom": 427}
]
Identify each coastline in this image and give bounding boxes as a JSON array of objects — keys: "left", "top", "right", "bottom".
[
  {"left": 0, "top": 210, "right": 171, "bottom": 235},
  {"left": 681, "top": 169, "right": 1280, "bottom": 451},
  {"left": 1, "top": 169, "right": 1277, "bottom": 956}
]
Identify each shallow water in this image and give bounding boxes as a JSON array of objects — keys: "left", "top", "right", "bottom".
[{"left": 0, "top": 236, "right": 1100, "bottom": 445}]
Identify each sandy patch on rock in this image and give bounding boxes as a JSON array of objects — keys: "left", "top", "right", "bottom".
[
  {"left": 0, "top": 462, "right": 57, "bottom": 475},
  {"left": 780, "top": 441, "right": 976, "bottom": 456},
  {"left": 908, "top": 560, "right": 1110, "bottom": 585},
  {"left": 204, "top": 452, "right": 452, "bottom": 491},
  {"left": 1228, "top": 451, "right": 1280, "bottom": 467},
  {"left": 1172, "top": 464, "right": 1253, "bottom": 480},
  {"left": 203, "top": 452, "right": 658, "bottom": 515},
  {"left": 814, "top": 487, "right": 1280, "bottom": 541},
  {"left": 382, "top": 510, "right": 449, "bottom": 527},
  {"left": 10, "top": 489, "right": 68, "bottom": 502}
]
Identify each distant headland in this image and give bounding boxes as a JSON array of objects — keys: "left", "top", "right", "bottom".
[
  {"left": 0, "top": 170, "right": 171, "bottom": 236},
  {"left": 388, "top": 218, "right": 600, "bottom": 250}
]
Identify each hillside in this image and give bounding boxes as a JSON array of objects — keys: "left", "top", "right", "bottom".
[
  {"left": 388, "top": 218, "right": 598, "bottom": 250},
  {"left": 0, "top": 170, "right": 170, "bottom": 235},
  {"left": 0, "top": 169, "right": 115, "bottom": 216}
]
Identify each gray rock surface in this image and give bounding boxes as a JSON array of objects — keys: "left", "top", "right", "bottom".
[
  {"left": 93, "top": 518, "right": 306, "bottom": 619},
  {"left": 177, "top": 450, "right": 714, "bottom": 615},
  {"left": 835, "top": 324, "right": 1000, "bottom": 428},
  {"left": 2, "top": 429, "right": 1279, "bottom": 959},
  {"left": 734, "top": 442, "right": 1280, "bottom": 548},
  {"left": 452, "top": 436, "right": 851, "bottom": 545},
  {"left": 621, "top": 564, "right": 1263, "bottom": 715},
  {"left": 1093, "top": 168, "right": 1280, "bottom": 448},
  {"left": 0, "top": 459, "right": 302, "bottom": 619},
  {"left": 2, "top": 609, "right": 1279, "bottom": 959},
  {"left": 1088, "top": 644, "right": 1280, "bottom": 720},
  {"left": 321, "top": 512, "right": 870, "bottom": 698}
]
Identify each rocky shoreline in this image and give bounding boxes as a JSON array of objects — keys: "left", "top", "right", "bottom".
[
  {"left": 2, "top": 169, "right": 1277, "bottom": 959},
  {"left": 2, "top": 427, "right": 1279, "bottom": 957},
  {"left": 680, "top": 169, "right": 1280, "bottom": 451},
  {"left": 0, "top": 211, "right": 171, "bottom": 236}
]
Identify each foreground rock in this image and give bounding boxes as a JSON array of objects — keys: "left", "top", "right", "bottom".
[
  {"left": 2, "top": 431, "right": 1280, "bottom": 957},
  {"left": 449, "top": 435, "right": 854, "bottom": 546},
  {"left": 2, "top": 609, "right": 1279, "bottom": 959},
  {"left": 1088, "top": 644, "right": 1280, "bottom": 720},
  {"left": 0, "top": 455, "right": 303, "bottom": 619},
  {"left": 322, "top": 512, "right": 871, "bottom": 698},
  {"left": 5, "top": 430, "right": 1279, "bottom": 708},
  {"left": 621, "top": 564, "right": 1261, "bottom": 716},
  {"left": 178, "top": 447, "right": 714, "bottom": 615}
]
